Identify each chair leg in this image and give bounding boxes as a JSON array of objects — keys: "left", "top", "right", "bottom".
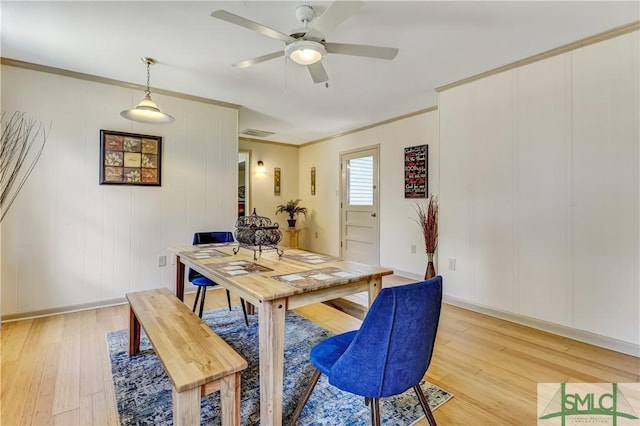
[
  {"left": 198, "top": 286, "right": 207, "bottom": 318},
  {"left": 240, "top": 298, "right": 249, "bottom": 326},
  {"left": 369, "top": 398, "right": 380, "bottom": 426},
  {"left": 192, "top": 286, "right": 202, "bottom": 313},
  {"left": 367, "top": 398, "right": 374, "bottom": 425},
  {"left": 225, "top": 289, "right": 232, "bottom": 311},
  {"left": 414, "top": 384, "right": 437, "bottom": 426},
  {"left": 287, "top": 369, "right": 321, "bottom": 426}
]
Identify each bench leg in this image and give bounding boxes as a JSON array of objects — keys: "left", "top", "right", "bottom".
[
  {"left": 219, "top": 372, "right": 242, "bottom": 426},
  {"left": 129, "top": 306, "right": 141, "bottom": 356},
  {"left": 172, "top": 386, "right": 200, "bottom": 426}
]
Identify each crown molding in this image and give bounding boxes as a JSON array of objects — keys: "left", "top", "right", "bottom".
[
  {"left": 238, "top": 137, "right": 300, "bottom": 148},
  {"left": 300, "top": 106, "right": 439, "bottom": 148},
  {"left": 437, "top": 20, "right": 640, "bottom": 93},
  {"left": 1, "top": 57, "right": 241, "bottom": 110}
]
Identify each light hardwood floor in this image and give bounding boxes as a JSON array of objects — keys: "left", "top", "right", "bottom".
[{"left": 2, "top": 276, "right": 638, "bottom": 425}]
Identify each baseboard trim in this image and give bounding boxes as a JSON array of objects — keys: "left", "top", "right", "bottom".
[
  {"left": 444, "top": 295, "right": 640, "bottom": 357},
  {"left": 0, "top": 289, "right": 200, "bottom": 323},
  {"left": 1, "top": 297, "right": 128, "bottom": 323},
  {"left": 391, "top": 269, "right": 424, "bottom": 282},
  {"left": 323, "top": 298, "right": 367, "bottom": 320}
]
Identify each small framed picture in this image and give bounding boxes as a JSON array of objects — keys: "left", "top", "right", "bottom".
[
  {"left": 311, "top": 166, "right": 316, "bottom": 195},
  {"left": 100, "top": 130, "right": 161, "bottom": 186},
  {"left": 274, "top": 167, "right": 281, "bottom": 196}
]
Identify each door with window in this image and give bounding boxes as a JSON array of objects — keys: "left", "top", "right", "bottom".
[{"left": 340, "top": 146, "right": 380, "bottom": 265}]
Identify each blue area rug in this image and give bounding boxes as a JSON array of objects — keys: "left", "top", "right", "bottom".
[{"left": 107, "top": 307, "right": 453, "bottom": 425}]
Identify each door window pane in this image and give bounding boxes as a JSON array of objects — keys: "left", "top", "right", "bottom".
[{"left": 348, "top": 156, "right": 373, "bottom": 206}]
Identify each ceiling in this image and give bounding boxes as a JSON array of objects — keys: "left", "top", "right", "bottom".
[{"left": 2, "top": 1, "right": 638, "bottom": 145}]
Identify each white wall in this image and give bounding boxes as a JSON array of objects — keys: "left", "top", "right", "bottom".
[
  {"left": 298, "top": 110, "right": 439, "bottom": 277},
  {"left": 1, "top": 65, "right": 239, "bottom": 318},
  {"left": 438, "top": 31, "right": 639, "bottom": 353}
]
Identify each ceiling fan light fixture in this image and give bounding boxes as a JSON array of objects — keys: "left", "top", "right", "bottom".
[
  {"left": 285, "top": 40, "right": 326, "bottom": 65},
  {"left": 121, "top": 57, "right": 175, "bottom": 125}
]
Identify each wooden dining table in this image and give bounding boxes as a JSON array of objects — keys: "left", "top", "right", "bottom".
[{"left": 168, "top": 243, "right": 393, "bottom": 426}]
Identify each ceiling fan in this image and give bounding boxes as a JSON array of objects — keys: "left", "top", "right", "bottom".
[{"left": 211, "top": 1, "right": 399, "bottom": 84}]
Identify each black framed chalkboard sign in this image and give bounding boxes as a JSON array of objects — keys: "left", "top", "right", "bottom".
[{"left": 404, "top": 144, "right": 427, "bottom": 198}]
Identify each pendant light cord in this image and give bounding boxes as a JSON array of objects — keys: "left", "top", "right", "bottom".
[{"left": 145, "top": 60, "right": 152, "bottom": 98}]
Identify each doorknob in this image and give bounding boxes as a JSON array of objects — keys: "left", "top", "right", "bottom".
[{"left": 371, "top": 213, "right": 377, "bottom": 217}]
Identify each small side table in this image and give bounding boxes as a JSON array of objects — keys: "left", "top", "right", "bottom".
[{"left": 285, "top": 229, "right": 301, "bottom": 249}]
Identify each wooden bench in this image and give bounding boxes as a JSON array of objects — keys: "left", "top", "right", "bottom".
[{"left": 127, "top": 288, "right": 247, "bottom": 426}]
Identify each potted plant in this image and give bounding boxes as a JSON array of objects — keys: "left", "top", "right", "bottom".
[
  {"left": 413, "top": 194, "right": 438, "bottom": 279},
  {"left": 275, "top": 199, "right": 308, "bottom": 229}
]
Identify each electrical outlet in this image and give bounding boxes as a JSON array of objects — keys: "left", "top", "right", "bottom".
[
  {"left": 158, "top": 255, "right": 167, "bottom": 267},
  {"left": 411, "top": 244, "right": 416, "bottom": 254},
  {"left": 448, "top": 258, "right": 456, "bottom": 271}
]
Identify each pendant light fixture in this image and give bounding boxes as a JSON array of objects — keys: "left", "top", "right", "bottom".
[{"left": 120, "top": 57, "right": 175, "bottom": 124}]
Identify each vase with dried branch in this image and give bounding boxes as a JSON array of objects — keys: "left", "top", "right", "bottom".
[
  {"left": 1, "top": 111, "right": 50, "bottom": 222},
  {"left": 413, "top": 195, "right": 438, "bottom": 279}
]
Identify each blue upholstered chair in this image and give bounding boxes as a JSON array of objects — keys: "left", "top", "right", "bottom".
[
  {"left": 288, "top": 276, "right": 443, "bottom": 426},
  {"left": 189, "top": 231, "right": 248, "bottom": 325}
]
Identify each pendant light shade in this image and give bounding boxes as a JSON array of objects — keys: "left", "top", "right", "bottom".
[{"left": 121, "top": 57, "right": 175, "bottom": 124}]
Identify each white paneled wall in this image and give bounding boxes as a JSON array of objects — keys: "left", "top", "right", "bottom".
[
  {"left": 439, "top": 32, "right": 639, "bottom": 352},
  {"left": 571, "top": 33, "right": 640, "bottom": 344},
  {"left": 1, "top": 66, "right": 238, "bottom": 317},
  {"left": 438, "top": 87, "right": 473, "bottom": 301},
  {"left": 472, "top": 71, "right": 516, "bottom": 311},
  {"left": 514, "top": 54, "right": 572, "bottom": 327}
]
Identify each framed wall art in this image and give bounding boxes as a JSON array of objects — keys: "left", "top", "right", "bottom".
[
  {"left": 311, "top": 166, "right": 316, "bottom": 195},
  {"left": 274, "top": 167, "right": 281, "bottom": 196},
  {"left": 100, "top": 130, "right": 161, "bottom": 186},
  {"left": 404, "top": 144, "right": 427, "bottom": 198}
]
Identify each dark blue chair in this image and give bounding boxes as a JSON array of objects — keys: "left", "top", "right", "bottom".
[
  {"left": 189, "top": 231, "right": 248, "bottom": 325},
  {"left": 288, "top": 276, "right": 443, "bottom": 426}
]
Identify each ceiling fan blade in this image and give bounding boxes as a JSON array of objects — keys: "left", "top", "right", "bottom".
[
  {"left": 211, "top": 10, "right": 295, "bottom": 43},
  {"left": 233, "top": 51, "right": 284, "bottom": 68},
  {"left": 307, "top": 62, "right": 329, "bottom": 84},
  {"left": 303, "top": 1, "right": 364, "bottom": 40},
  {"left": 324, "top": 42, "right": 399, "bottom": 60}
]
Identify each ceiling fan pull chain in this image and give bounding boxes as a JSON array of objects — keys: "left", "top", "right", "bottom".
[{"left": 324, "top": 57, "right": 329, "bottom": 89}]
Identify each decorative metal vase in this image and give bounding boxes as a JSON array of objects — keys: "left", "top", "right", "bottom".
[{"left": 425, "top": 252, "right": 436, "bottom": 279}]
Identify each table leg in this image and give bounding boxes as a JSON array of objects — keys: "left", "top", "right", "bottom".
[
  {"left": 258, "top": 298, "right": 286, "bottom": 426},
  {"left": 175, "top": 255, "right": 185, "bottom": 301},
  {"left": 129, "top": 306, "right": 140, "bottom": 356}
]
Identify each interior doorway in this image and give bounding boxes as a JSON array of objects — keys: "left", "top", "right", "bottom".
[{"left": 238, "top": 151, "right": 250, "bottom": 217}]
